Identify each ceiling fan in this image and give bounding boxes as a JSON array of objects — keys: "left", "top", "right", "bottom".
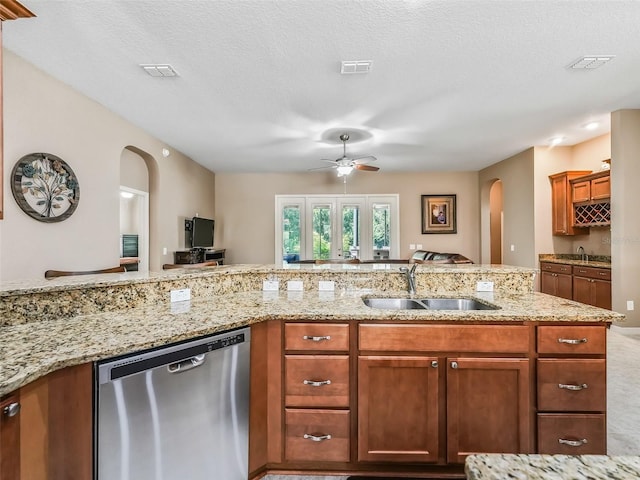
[{"left": 311, "top": 133, "right": 380, "bottom": 176}]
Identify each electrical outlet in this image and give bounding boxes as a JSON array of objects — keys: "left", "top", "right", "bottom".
[
  {"left": 163, "top": 247, "right": 167, "bottom": 255},
  {"left": 319, "top": 280, "right": 335, "bottom": 291},
  {"left": 287, "top": 280, "right": 304, "bottom": 291},
  {"left": 409, "top": 244, "right": 416, "bottom": 250},
  {"left": 416, "top": 244, "right": 423, "bottom": 250},
  {"left": 170, "top": 288, "right": 191, "bottom": 302},
  {"left": 262, "top": 280, "right": 279, "bottom": 291},
  {"left": 627, "top": 300, "right": 635, "bottom": 311},
  {"left": 510, "top": 244, "right": 515, "bottom": 252},
  {"left": 476, "top": 281, "right": 494, "bottom": 292}
]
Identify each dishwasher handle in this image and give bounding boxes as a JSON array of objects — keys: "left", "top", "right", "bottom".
[{"left": 167, "top": 354, "right": 206, "bottom": 373}]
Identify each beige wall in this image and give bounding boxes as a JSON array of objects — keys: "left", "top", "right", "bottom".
[
  {"left": 611, "top": 110, "right": 640, "bottom": 327},
  {"left": 215, "top": 171, "right": 479, "bottom": 264},
  {"left": 479, "top": 148, "right": 535, "bottom": 267},
  {"left": 120, "top": 148, "right": 149, "bottom": 192},
  {"left": 0, "top": 50, "right": 215, "bottom": 280}
]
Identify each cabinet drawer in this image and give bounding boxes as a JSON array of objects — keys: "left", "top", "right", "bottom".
[
  {"left": 285, "top": 408, "right": 350, "bottom": 462},
  {"left": 538, "top": 414, "right": 606, "bottom": 454},
  {"left": 540, "top": 262, "right": 573, "bottom": 274},
  {"left": 572, "top": 266, "right": 611, "bottom": 281},
  {"left": 537, "top": 326, "right": 606, "bottom": 354},
  {"left": 359, "top": 324, "right": 529, "bottom": 353},
  {"left": 285, "top": 355, "right": 349, "bottom": 407},
  {"left": 285, "top": 323, "right": 349, "bottom": 352},
  {"left": 537, "top": 359, "right": 606, "bottom": 411}
]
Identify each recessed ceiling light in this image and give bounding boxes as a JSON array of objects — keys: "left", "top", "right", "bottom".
[
  {"left": 549, "top": 136, "right": 565, "bottom": 146},
  {"left": 567, "top": 56, "right": 615, "bottom": 70},
  {"left": 583, "top": 121, "right": 600, "bottom": 130},
  {"left": 120, "top": 191, "right": 135, "bottom": 199}
]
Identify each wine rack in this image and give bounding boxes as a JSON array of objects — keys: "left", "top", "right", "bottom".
[{"left": 574, "top": 202, "right": 610, "bottom": 227}]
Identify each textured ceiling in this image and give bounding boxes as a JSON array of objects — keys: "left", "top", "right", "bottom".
[{"left": 4, "top": 1, "right": 640, "bottom": 174}]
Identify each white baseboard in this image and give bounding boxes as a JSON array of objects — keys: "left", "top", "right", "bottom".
[{"left": 610, "top": 324, "right": 640, "bottom": 334}]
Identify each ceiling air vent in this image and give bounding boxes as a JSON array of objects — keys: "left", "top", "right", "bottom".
[
  {"left": 341, "top": 60, "right": 372, "bottom": 74},
  {"left": 140, "top": 64, "right": 179, "bottom": 77},
  {"left": 567, "top": 56, "right": 615, "bottom": 70}
]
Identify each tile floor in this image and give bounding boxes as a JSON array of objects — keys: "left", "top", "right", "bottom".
[{"left": 264, "top": 327, "right": 640, "bottom": 480}]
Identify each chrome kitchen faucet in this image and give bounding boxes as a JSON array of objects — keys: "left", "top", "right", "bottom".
[{"left": 399, "top": 263, "right": 417, "bottom": 294}]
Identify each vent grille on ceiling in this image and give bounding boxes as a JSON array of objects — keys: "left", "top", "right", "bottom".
[
  {"left": 567, "top": 56, "right": 615, "bottom": 70},
  {"left": 140, "top": 64, "right": 179, "bottom": 77},
  {"left": 341, "top": 60, "right": 372, "bottom": 74}
]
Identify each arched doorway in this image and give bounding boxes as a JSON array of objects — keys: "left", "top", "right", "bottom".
[{"left": 119, "top": 147, "right": 156, "bottom": 272}]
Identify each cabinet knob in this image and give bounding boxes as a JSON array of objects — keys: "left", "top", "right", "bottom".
[
  {"left": 558, "top": 438, "right": 588, "bottom": 447},
  {"left": 3, "top": 402, "right": 20, "bottom": 417},
  {"left": 431, "top": 360, "right": 438, "bottom": 368},
  {"left": 450, "top": 361, "right": 458, "bottom": 369}
]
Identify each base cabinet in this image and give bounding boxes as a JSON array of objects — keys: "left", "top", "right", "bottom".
[
  {"left": 446, "top": 358, "right": 531, "bottom": 463},
  {"left": 540, "top": 263, "right": 573, "bottom": 300},
  {"left": 0, "top": 394, "right": 20, "bottom": 480},
  {"left": 358, "top": 356, "right": 440, "bottom": 463}
]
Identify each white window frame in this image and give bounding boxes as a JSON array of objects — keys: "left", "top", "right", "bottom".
[{"left": 275, "top": 194, "right": 399, "bottom": 263}]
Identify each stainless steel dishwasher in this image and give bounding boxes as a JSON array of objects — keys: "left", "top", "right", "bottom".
[{"left": 95, "top": 327, "right": 251, "bottom": 480}]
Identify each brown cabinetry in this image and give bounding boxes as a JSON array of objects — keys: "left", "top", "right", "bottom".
[
  {"left": 0, "top": 394, "right": 20, "bottom": 480},
  {"left": 540, "top": 262, "right": 573, "bottom": 300},
  {"left": 549, "top": 171, "right": 591, "bottom": 236},
  {"left": 536, "top": 325, "right": 607, "bottom": 454},
  {"left": 540, "top": 262, "right": 611, "bottom": 309},
  {"left": 358, "top": 324, "right": 532, "bottom": 466},
  {"left": 573, "top": 266, "right": 612, "bottom": 309},
  {"left": 283, "top": 322, "right": 351, "bottom": 464},
  {"left": 571, "top": 170, "right": 611, "bottom": 227}
]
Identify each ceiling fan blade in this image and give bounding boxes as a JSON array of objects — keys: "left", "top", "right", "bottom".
[
  {"left": 320, "top": 158, "right": 338, "bottom": 164},
  {"left": 355, "top": 164, "right": 380, "bottom": 172},
  {"left": 352, "top": 155, "right": 377, "bottom": 164}
]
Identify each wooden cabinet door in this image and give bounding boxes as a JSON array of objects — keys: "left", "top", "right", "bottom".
[
  {"left": 573, "top": 277, "right": 611, "bottom": 309},
  {"left": 358, "top": 356, "right": 440, "bottom": 463},
  {"left": 549, "top": 171, "right": 590, "bottom": 236},
  {"left": 446, "top": 358, "right": 531, "bottom": 464},
  {"left": 590, "top": 175, "right": 610, "bottom": 200},
  {"left": 556, "top": 273, "right": 573, "bottom": 300},
  {"left": 573, "top": 275, "right": 592, "bottom": 305},
  {"left": 572, "top": 180, "right": 591, "bottom": 203},
  {"left": 540, "top": 271, "right": 556, "bottom": 295},
  {"left": 0, "top": 394, "right": 20, "bottom": 480}
]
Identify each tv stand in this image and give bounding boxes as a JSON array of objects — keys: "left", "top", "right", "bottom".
[{"left": 174, "top": 248, "right": 225, "bottom": 265}]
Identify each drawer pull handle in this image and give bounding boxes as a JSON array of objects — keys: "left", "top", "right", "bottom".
[
  {"left": 559, "top": 383, "right": 588, "bottom": 391},
  {"left": 303, "top": 335, "right": 331, "bottom": 342},
  {"left": 304, "top": 433, "right": 332, "bottom": 442},
  {"left": 303, "top": 379, "right": 332, "bottom": 387},
  {"left": 450, "top": 361, "right": 458, "bottom": 369},
  {"left": 558, "top": 438, "right": 588, "bottom": 447},
  {"left": 557, "top": 337, "right": 588, "bottom": 345}
]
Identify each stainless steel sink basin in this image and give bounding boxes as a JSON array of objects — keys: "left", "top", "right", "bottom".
[
  {"left": 362, "top": 298, "right": 427, "bottom": 309},
  {"left": 421, "top": 298, "right": 499, "bottom": 310},
  {"left": 362, "top": 297, "right": 499, "bottom": 310}
]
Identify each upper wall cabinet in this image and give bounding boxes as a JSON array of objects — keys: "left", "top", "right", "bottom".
[
  {"left": 571, "top": 170, "right": 611, "bottom": 228},
  {"left": 549, "top": 171, "right": 591, "bottom": 236}
]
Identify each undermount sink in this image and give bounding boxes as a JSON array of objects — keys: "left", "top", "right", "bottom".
[{"left": 362, "top": 297, "right": 500, "bottom": 311}]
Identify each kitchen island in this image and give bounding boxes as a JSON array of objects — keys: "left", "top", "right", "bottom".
[{"left": 0, "top": 263, "right": 625, "bottom": 479}]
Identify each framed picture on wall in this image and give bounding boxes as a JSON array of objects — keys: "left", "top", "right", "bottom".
[{"left": 421, "top": 194, "right": 457, "bottom": 234}]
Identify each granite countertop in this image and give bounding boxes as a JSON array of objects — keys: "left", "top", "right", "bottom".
[
  {"left": 465, "top": 454, "right": 640, "bottom": 479},
  {"left": 539, "top": 254, "right": 612, "bottom": 269},
  {"left": 0, "top": 264, "right": 624, "bottom": 397}
]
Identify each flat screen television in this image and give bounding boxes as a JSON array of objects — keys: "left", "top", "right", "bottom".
[{"left": 191, "top": 217, "right": 214, "bottom": 248}]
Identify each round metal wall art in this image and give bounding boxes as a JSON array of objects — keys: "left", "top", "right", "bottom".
[{"left": 11, "top": 153, "right": 80, "bottom": 222}]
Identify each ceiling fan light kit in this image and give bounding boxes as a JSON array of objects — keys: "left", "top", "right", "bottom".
[{"left": 310, "top": 132, "right": 380, "bottom": 177}]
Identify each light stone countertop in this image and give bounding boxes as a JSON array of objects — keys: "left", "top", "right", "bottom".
[
  {"left": 465, "top": 454, "right": 640, "bottom": 479},
  {"left": 539, "top": 254, "right": 612, "bottom": 269},
  {"left": 0, "top": 264, "right": 625, "bottom": 397}
]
